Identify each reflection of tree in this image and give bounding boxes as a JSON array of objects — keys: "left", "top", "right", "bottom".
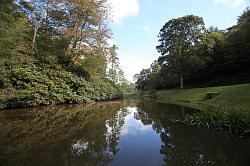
[
  {"left": 105, "top": 108, "right": 129, "bottom": 156},
  {"left": 136, "top": 101, "right": 250, "bottom": 166},
  {"left": 66, "top": 107, "right": 129, "bottom": 166},
  {"left": 0, "top": 102, "right": 129, "bottom": 166}
]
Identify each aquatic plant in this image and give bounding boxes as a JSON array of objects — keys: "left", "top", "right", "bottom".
[{"left": 183, "top": 107, "right": 250, "bottom": 135}]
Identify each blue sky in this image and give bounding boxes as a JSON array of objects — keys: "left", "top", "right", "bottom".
[{"left": 108, "top": 0, "right": 250, "bottom": 82}]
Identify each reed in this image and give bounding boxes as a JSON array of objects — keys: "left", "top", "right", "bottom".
[{"left": 183, "top": 107, "right": 250, "bottom": 135}]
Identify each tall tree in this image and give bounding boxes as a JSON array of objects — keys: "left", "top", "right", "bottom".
[
  {"left": 19, "top": 0, "right": 111, "bottom": 71},
  {"left": 117, "top": 69, "right": 127, "bottom": 85},
  {"left": 19, "top": 0, "right": 52, "bottom": 54},
  {"left": 107, "top": 45, "right": 119, "bottom": 84},
  {"left": 202, "top": 27, "right": 226, "bottom": 78},
  {"left": 0, "top": 0, "right": 30, "bottom": 58},
  {"left": 225, "top": 8, "right": 250, "bottom": 72},
  {"left": 156, "top": 15, "right": 206, "bottom": 89},
  {"left": 60, "top": 0, "right": 110, "bottom": 65}
]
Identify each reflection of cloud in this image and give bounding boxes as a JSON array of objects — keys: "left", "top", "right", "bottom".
[
  {"left": 108, "top": 0, "right": 140, "bottom": 23},
  {"left": 121, "top": 107, "right": 152, "bottom": 136},
  {"left": 71, "top": 140, "right": 89, "bottom": 156}
]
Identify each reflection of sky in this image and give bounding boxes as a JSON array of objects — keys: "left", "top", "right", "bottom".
[
  {"left": 71, "top": 140, "right": 89, "bottom": 156},
  {"left": 111, "top": 107, "right": 164, "bottom": 166},
  {"left": 121, "top": 107, "right": 152, "bottom": 136}
]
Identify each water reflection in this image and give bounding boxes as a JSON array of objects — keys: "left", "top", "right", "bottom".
[
  {"left": 136, "top": 101, "right": 250, "bottom": 166},
  {"left": 121, "top": 107, "right": 152, "bottom": 136},
  {"left": 0, "top": 102, "right": 128, "bottom": 166},
  {"left": 0, "top": 101, "right": 249, "bottom": 166}
]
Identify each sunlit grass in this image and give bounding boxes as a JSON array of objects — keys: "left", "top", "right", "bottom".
[{"left": 144, "top": 83, "right": 250, "bottom": 112}]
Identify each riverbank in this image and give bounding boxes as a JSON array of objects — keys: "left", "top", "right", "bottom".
[
  {"left": 134, "top": 83, "right": 250, "bottom": 112},
  {"left": 129, "top": 83, "right": 250, "bottom": 135}
]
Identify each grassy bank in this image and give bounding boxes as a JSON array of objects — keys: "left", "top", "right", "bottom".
[
  {"left": 138, "top": 83, "right": 250, "bottom": 112},
  {"left": 183, "top": 108, "right": 250, "bottom": 135},
  {"left": 133, "top": 84, "right": 250, "bottom": 135}
]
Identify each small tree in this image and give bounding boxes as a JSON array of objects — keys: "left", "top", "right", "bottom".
[
  {"left": 107, "top": 45, "right": 119, "bottom": 84},
  {"left": 134, "top": 69, "right": 152, "bottom": 91}
]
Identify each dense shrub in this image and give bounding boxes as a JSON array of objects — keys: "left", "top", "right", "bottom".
[{"left": 0, "top": 62, "right": 122, "bottom": 109}]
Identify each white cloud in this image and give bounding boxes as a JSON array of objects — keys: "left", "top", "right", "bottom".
[
  {"left": 120, "top": 54, "right": 154, "bottom": 82},
  {"left": 142, "top": 25, "right": 150, "bottom": 31},
  {"left": 108, "top": 0, "right": 140, "bottom": 23},
  {"left": 214, "top": 0, "right": 247, "bottom": 7}
]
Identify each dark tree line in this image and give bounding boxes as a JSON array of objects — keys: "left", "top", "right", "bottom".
[{"left": 134, "top": 8, "right": 250, "bottom": 91}]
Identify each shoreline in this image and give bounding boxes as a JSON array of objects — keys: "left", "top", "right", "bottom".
[{"left": 129, "top": 83, "right": 250, "bottom": 112}]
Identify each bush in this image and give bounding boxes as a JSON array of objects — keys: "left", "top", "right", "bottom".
[{"left": 0, "top": 63, "right": 122, "bottom": 109}]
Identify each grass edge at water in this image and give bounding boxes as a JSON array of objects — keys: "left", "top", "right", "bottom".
[
  {"left": 182, "top": 107, "right": 250, "bottom": 135},
  {"left": 127, "top": 84, "right": 250, "bottom": 136}
]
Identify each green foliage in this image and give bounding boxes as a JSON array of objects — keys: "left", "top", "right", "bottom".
[
  {"left": 0, "top": 0, "right": 124, "bottom": 109},
  {"left": 107, "top": 45, "right": 120, "bottom": 83},
  {"left": 184, "top": 108, "right": 250, "bottom": 135},
  {"left": 133, "top": 69, "right": 151, "bottom": 91},
  {"left": 137, "top": 84, "right": 250, "bottom": 135},
  {"left": 0, "top": 62, "right": 122, "bottom": 109},
  {"left": 106, "top": 44, "right": 129, "bottom": 87},
  {"left": 135, "top": 8, "right": 250, "bottom": 91},
  {"left": 156, "top": 15, "right": 206, "bottom": 88},
  {"left": 138, "top": 83, "right": 250, "bottom": 112},
  {"left": 134, "top": 61, "right": 163, "bottom": 91},
  {"left": 118, "top": 82, "right": 136, "bottom": 96},
  {"left": 0, "top": 0, "right": 31, "bottom": 57},
  {"left": 225, "top": 8, "right": 250, "bottom": 71}
]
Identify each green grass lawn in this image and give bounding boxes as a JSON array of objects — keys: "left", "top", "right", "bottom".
[{"left": 142, "top": 83, "right": 250, "bottom": 112}]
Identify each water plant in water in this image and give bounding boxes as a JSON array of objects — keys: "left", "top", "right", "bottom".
[{"left": 183, "top": 107, "right": 250, "bottom": 135}]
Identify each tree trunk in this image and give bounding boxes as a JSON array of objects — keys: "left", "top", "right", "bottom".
[
  {"left": 45, "top": 1, "right": 49, "bottom": 38},
  {"left": 180, "top": 73, "right": 184, "bottom": 89},
  {"left": 181, "top": 107, "right": 185, "bottom": 118},
  {"left": 32, "top": 27, "right": 38, "bottom": 54}
]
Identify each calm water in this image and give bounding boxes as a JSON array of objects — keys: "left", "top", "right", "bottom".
[{"left": 0, "top": 100, "right": 249, "bottom": 166}]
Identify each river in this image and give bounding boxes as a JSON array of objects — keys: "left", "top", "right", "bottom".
[{"left": 0, "top": 100, "right": 249, "bottom": 166}]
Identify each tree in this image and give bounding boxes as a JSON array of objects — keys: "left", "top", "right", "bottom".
[
  {"left": 133, "top": 60, "right": 163, "bottom": 91},
  {"left": 156, "top": 15, "right": 206, "bottom": 89},
  {"left": 106, "top": 44, "right": 130, "bottom": 89},
  {"left": 225, "top": 8, "right": 250, "bottom": 72},
  {"left": 0, "top": 0, "right": 30, "bottom": 58},
  {"left": 117, "top": 69, "right": 127, "bottom": 85},
  {"left": 59, "top": 0, "right": 110, "bottom": 65},
  {"left": 201, "top": 27, "right": 226, "bottom": 78},
  {"left": 19, "top": 0, "right": 70, "bottom": 63},
  {"left": 107, "top": 45, "right": 119, "bottom": 83},
  {"left": 134, "top": 69, "right": 151, "bottom": 91},
  {"left": 19, "top": 0, "right": 111, "bottom": 70},
  {"left": 19, "top": 0, "right": 52, "bottom": 54}
]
